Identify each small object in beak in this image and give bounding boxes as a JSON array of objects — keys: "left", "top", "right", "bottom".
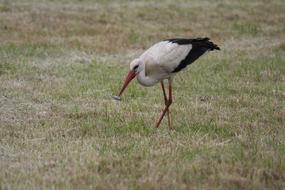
[{"left": 112, "top": 96, "right": 121, "bottom": 101}]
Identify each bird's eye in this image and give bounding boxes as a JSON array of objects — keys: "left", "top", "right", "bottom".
[{"left": 134, "top": 65, "right": 139, "bottom": 70}]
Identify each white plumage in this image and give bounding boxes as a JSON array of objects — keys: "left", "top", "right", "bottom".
[{"left": 141, "top": 41, "right": 192, "bottom": 70}]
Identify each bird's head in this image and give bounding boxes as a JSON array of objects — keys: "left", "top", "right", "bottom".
[
  {"left": 114, "top": 59, "right": 142, "bottom": 100},
  {"left": 129, "top": 58, "right": 141, "bottom": 74}
]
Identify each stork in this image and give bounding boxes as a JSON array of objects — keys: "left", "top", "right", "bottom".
[{"left": 113, "top": 38, "right": 220, "bottom": 129}]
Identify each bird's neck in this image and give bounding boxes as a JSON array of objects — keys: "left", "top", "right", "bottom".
[{"left": 136, "top": 64, "right": 158, "bottom": 87}]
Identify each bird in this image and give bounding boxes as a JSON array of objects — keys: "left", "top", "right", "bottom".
[{"left": 113, "top": 37, "right": 220, "bottom": 129}]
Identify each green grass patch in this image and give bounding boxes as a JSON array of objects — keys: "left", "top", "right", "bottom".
[
  {"left": 232, "top": 21, "right": 260, "bottom": 36},
  {"left": 0, "top": 3, "right": 10, "bottom": 12},
  {"left": 177, "top": 121, "right": 234, "bottom": 139},
  {"left": 0, "top": 62, "right": 16, "bottom": 75}
]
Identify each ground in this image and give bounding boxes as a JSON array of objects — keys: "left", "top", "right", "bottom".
[{"left": 0, "top": 0, "right": 284, "bottom": 189}]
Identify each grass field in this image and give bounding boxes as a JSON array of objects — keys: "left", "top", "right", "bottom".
[{"left": 0, "top": 0, "right": 285, "bottom": 189}]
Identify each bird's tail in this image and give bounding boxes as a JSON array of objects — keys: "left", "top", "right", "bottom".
[{"left": 193, "top": 37, "right": 220, "bottom": 51}]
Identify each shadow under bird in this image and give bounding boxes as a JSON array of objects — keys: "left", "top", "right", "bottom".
[{"left": 113, "top": 37, "right": 220, "bottom": 129}]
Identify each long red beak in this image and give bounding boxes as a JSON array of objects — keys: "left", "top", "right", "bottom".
[{"left": 117, "top": 70, "right": 136, "bottom": 97}]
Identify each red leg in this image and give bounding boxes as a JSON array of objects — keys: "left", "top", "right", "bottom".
[
  {"left": 161, "top": 81, "right": 168, "bottom": 104},
  {"left": 160, "top": 81, "right": 171, "bottom": 127},
  {"left": 156, "top": 80, "right": 172, "bottom": 128}
]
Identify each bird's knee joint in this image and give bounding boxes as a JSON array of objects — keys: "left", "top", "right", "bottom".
[{"left": 167, "top": 99, "right": 172, "bottom": 105}]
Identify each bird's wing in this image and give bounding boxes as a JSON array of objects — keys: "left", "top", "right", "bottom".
[{"left": 140, "top": 41, "right": 192, "bottom": 77}]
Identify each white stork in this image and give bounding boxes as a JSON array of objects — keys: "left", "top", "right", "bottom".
[{"left": 113, "top": 37, "right": 220, "bottom": 129}]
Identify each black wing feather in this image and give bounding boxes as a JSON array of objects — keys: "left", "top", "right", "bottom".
[{"left": 166, "top": 38, "right": 220, "bottom": 73}]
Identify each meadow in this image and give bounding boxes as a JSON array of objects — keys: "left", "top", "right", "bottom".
[{"left": 0, "top": 0, "right": 284, "bottom": 189}]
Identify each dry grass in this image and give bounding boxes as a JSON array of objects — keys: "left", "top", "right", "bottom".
[{"left": 0, "top": 0, "right": 285, "bottom": 189}]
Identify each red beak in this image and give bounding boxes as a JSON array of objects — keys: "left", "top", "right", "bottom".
[{"left": 117, "top": 70, "right": 136, "bottom": 97}]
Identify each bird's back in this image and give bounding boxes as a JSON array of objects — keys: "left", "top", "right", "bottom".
[
  {"left": 140, "top": 41, "right": 191, "bottom": 76},
  {"left": 139, "top": 37, "right": 220, "bottom": 79},
  {"left": 140, "top": 38, "right": 220, "bottom": 80}
]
